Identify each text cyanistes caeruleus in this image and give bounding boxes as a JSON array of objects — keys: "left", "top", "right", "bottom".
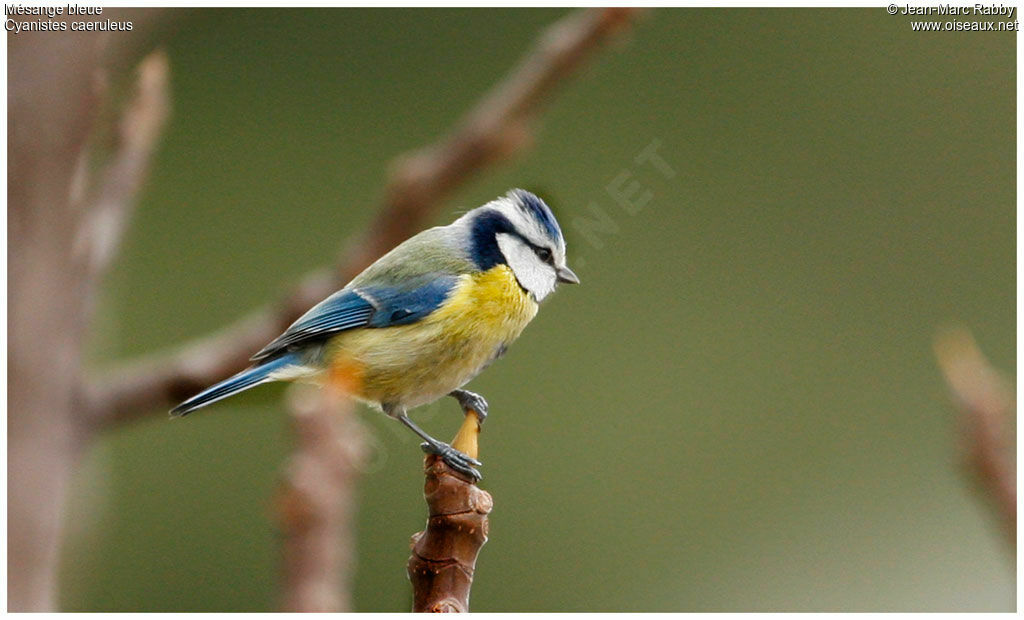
[{"left": 171, "top": 189, "right": 578, "bottom": 480}]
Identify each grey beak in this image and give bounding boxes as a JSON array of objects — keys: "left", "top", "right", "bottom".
[{"left": 556, "top": 266, "right": 580, "bottom": 284}]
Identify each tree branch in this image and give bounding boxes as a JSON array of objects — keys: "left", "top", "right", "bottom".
[
  {"left": 276, "top": 386, "right": 366, "bottom": 612},
  {"left": 934, "top": 327, "right": 1016, "bottom": 548},
  {"left": 76, "top": 50, "right": 172, "bottom": 279},
  {"left": 9, "top": 15, "right": 171, "bottom": 610},
  {"left": 408, "top": 414, "right": 492, "bottom": 613},
  {"left": 84, "top": 7, "right": 640, "bottom": 429}
]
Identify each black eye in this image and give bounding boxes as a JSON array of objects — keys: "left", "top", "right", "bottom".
[{"left": 535, "top": 247, "right": 553, "bottom": 264}]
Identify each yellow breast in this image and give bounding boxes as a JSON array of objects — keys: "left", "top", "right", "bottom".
[{"left": 326, "top": 265, "right": 538, "bottom": 408}]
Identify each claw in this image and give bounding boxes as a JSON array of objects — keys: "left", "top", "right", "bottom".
[
  {"left": 420, "top": 441, "right": 483, "bottom": 481},
  {"left": 450, "top": 389, "right": 489, "bottom": 424}
]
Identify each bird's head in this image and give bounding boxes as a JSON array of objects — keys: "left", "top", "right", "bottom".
[{"left": 460, "top": 189, "right": 579, "bottom": 302}]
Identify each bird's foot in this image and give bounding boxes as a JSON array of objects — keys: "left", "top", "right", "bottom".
[
  {"left": 420, "top": 440, "right": 482, "bottom": 481},
  {"left": 450, "top": 389, "right": 489, "bottom": 424}
]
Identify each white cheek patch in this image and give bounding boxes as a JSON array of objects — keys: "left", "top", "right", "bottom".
[{"left": 496, "top": 233, "right": 557, "bottom": 301}]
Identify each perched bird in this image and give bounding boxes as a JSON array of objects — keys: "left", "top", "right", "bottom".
[{"left": 171, "top": 189, "right": 578, "bottom": 480}]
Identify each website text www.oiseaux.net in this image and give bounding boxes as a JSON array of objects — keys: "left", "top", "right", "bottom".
[{"left": 909, "top": 19, "right": 1018, "bottom": 31}]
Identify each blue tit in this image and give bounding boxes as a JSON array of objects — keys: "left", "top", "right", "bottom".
[{"left": 171, "top": 189, "right": 578, "bottom": 480}]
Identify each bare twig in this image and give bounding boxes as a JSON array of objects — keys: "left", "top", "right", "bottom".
[
  {"left": 408, "top": 414, "right": 492, "bottom": 613},
  {"left": 276, "top": 386, "right": 366, "bottom": 612},
  {"left": 934, "top": 327, "right": 1016, "bottom": 547},
  {"left": 84, "top": 7, "right": 640, "bottom": 429},
  {"left": 77, "top": 51, "right": 172, "bottom": 278}
]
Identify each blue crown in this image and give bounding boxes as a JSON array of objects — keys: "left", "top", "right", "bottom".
[{"left": 509, "top": 189, "right": 563, "bottom": 243}]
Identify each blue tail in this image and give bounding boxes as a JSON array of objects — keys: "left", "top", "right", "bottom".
[{"left": 170, "top": 352, "right": 302, "bottom": 416}]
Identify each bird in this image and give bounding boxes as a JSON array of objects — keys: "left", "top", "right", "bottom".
[{"left": 171, "top": 189, "right": 578, "bottom": 480}]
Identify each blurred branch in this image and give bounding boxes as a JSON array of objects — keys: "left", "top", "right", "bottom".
[
  {"left": 84, "top": 7, "right": 640, "bottom": 429},
  {"left": 934, "top": 327, "right": 1016, "bottom": 548},
  {"left": 276, "top": 386, "right": 366, "bottom": 612},
  {"left": 8, "top": 21, "right": 171, "bottom": 610},
  {"left": 408, "top": 415, "right": 492, "bottom": 612},
  {"left": 76, "top": 51, "right": 172, "bottom": 278}
]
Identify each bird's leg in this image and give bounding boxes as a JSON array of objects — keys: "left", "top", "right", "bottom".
[
  {"left": 388, "top": 406, "right": 482, "bottom": 481},
  {"left": 449, "top": 389, "right": 489, "bottom": 424}
]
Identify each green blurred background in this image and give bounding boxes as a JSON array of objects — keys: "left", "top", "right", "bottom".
[{"left": 60, "top": 8, "right": 1014, "bottom": 612}]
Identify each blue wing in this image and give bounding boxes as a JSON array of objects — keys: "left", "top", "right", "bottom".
[{"left": 250, "top": 275, "right": 459, "bottom": 361}]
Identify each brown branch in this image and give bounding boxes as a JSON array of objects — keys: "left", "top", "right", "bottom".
[
  {"left": 84, "top": 7, "right": 640, "bottom": 429},
  {"left": 934, "top": 327, "right": 1016, "bottom": 547},
  {"left": 275, "top": 386, "right": 366, "bottom": 612},
  {"left": 77, "top": 51, "right": 172, "bottom": 278},
  {"left": 408, "top": 414, "right": 492, "bottom": 613},
  {"left": 8, "top": 24, "right": 171, "bottom": 609}
]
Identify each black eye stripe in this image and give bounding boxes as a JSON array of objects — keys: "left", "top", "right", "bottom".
[{"left": 506, "top": 229, "right": 550, "bottom": 259}]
